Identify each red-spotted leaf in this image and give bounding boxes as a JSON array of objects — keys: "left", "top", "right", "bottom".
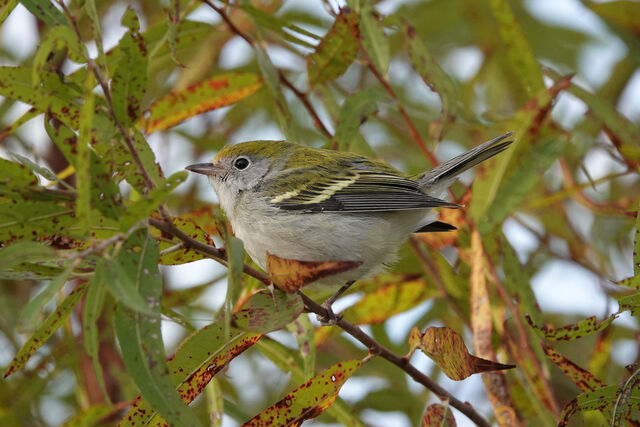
[
  {"left": 422, "top": 403, "right": 456, "bottom": 427},
  {"left": 525, "top": 314, "right": 616, "bottom": 341},
  {"left": 233, "top": 289, "right": 304, "bottom": 333},
  {"left": 141, "top": 73, "right": 263, "bottom": 133},
  {"left": 121, "top": 321, "right": 261, "bottom": 427},
  {"left": 4, "top": 282, "right": 88, "bottom": 377},
  {"left": 242, "top": 359, "right": 361, "bottom": 426},
  {"left": 306, "top": 8, "right": 359, "bottom": 86},
  {"left": 542, "top": 344, "right": 606, "bottom": 392},
  {"left": 557, "top": 385, "right": 625, "bottom": 426},
  {"left": 111, "top": 8, "right": 148, "bottom": 127},
  {"left": 266, "top": 252, "right": 361, "bottom": 293},
  {"left": 409, "top": 326, "right": 514, "bottom": 381},
  {"left": 153, "top": 216, "right": 215, "bottom": 265}
]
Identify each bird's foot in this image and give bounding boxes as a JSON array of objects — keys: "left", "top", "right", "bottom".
[{"left": 315, "top": 281, "right": 354, "bottom": 326}]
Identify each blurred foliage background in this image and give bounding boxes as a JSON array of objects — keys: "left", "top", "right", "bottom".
[{"left": 0, "top": 0, "right": 640, "bottom": 426}]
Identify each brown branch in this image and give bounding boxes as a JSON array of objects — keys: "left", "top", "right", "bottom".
[
  {"left": 279, "top": 71, "right": 333, "bottom": 139},
  {"left": 148, "top": 215, "right": 490, "bottom": 427},
  {"left": 297, "top": 292, "right": 491, "bottom": 427}
]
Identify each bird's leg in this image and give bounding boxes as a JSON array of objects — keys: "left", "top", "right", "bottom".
[{"left": 316, "top": 281, "right": 355, "bottom": 326}]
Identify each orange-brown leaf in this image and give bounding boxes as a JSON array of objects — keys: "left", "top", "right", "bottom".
[
  {"left": 266, "top": 252, "right": 361, "bottom": 293},
  {"left": 422, "top": 404, "right": 457, "bottom": 427},
  {"left": 141, "top": 73, "right": 263, "bottom": 133},
  {"left": 412, "top": 326, "right": 515, "bottom": 381}
]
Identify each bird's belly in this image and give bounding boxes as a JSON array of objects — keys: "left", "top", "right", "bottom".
[{"left": 231, "top": 209, "right": 428, "bottom": 287}]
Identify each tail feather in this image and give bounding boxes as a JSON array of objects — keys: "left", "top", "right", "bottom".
[{"left": 418, "top": 132, "right": 514, "bottom": 193}]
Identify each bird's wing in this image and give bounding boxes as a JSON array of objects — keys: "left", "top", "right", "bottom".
[{"left": 268, "top": 169, "right": 458, "bottom": 213}]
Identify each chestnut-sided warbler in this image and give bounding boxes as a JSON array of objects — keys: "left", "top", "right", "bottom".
[{"left": 186, "top": 133, "right": 512, "bottom": 291}]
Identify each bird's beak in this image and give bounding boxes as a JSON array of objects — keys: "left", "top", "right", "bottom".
[{"left": 185, "top": 162, "right": 224, "bottom": 176}]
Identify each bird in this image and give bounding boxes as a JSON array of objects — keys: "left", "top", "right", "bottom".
[{"left": 186, "top": 132, "right": 513, "bottom": 316}]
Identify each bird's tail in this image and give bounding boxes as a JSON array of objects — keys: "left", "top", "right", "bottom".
[{"left": 416, "top": 132, "right": 514, "bottom": 195}]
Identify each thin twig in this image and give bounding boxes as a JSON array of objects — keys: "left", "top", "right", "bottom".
[{"left": 279, "top": 71, "right": 333, "bottom": 139}]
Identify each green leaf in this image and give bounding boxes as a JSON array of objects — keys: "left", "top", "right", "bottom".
[
  {"left": 0, "top": 199, "right": 76, "bottom": 244},
  {"left": 119, "top": 171, "right": 187, "bottom": 230},
  {"left": 60, "top": 404, "right": 112, "bottom": 427},
  {"left": 542, "top": 344, "right": 606, "bottom": 392},
  {"left": 83, "top": 262, "right": 110, "bottom": 402},
  {"left": 76, "top": 71, "right": 95, "bottom": 234},
  {"left": 233, "top": 289, "right": 304, "bottom": 333},
  {"left": 4, "top": 282, "right": 88, "bottom": 377},
  {"left": 333, "top": 88, "right": 386, "bottom": 151},
  {"left": 634, "top": 207, "right": 640, "bottom": 277},
  {"left": 243, "top": 359, "right": 362, "bottom": 426},
  {"left": 254, "top": 44, "right": 296, "bottom": 141},
  {"left": 104, "top": 258, "right": 158, "bottom": 317},
  {"left": 526, "top": 314, "right": 616, "bottom": 341},
  {"left": 0, "top": 0, "right": 18, "bottom": 24},
  {"left": 20, "top": 0, "right": 69, "bottom": 27},
  {"left": 114, "top": 228, "right": 201, "bottom": 427},
  {"left": 205, "top": 379, "right": 224, "bottom": 427},
  {"left": 112, "top": 8, "right": 148, "bottom": 127},
  {"left": 121, "top": 321, "right": 261, "bottom": 426},
  {"left": 141, "top": 73, "right": 262, "bottom": 133},
  {"left": 83, "top": 0, "right": 106, "bottom": 69},
  {"left": 587, "top": 1, "right": 640, "bottom": 36},
  {"left": 477, "top": 136, "right": 567, "bottom": 234},
  {"left": 488, "top": 0, "right": 544, "bottom": 96},
  {"left": 360, "top": 5, "right": 390, "bottom": 74},
  {"left": 241, "top": 3, "right": 319, "bottom": 49},
  {"left": 107, "top": 130, "right": 164, "bottom": 194},
  {"left": 0, "top": 66, "right": 81, "bottom": 128},
  {"left": 307, "top": 7, "right": 359, "bottom": 86},
  {"left": 32, "top": 25, "right": 87, "bottom": 87},
  {"left": 17, "top": 260, "right": 76, "bottom": 333},
  {"left": 0, "top": 241, "right": 55, "bottom": 271},
  {"left": 404, "top": 21, "right": 458, "bottom": 117},
  {"left": 0, "top": 157, "right": 39, "bottom": 192},
  {"left": 286, "top": 314, "right": 316, "bottom": 380},
  {"left": 557, "top": 385, "right": 640, "bottom": 426}
]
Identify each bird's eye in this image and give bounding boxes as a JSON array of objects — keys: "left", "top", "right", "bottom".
[{"left": 233, "top": 157, "right": 250, "bottom": 170}]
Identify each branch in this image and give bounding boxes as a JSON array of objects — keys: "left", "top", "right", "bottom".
[{"left": 148, "top": 216, "right": 490, "bottom": 427}]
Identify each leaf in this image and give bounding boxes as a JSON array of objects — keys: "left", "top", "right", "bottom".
[
  {"left": 141, "top": 73, "right": 263, "bottom": 133},
  {"left": 17, "top": 259, "right": 76, "bottom": 333},
  {"left": 83, "top": 262, "right": 110, "bottom": 402},
  {"left": 114, "top": 229, "right": 201, "bottom": 427},
  {"left": 32, "top": 25, "right": 87, "bottom": 87},
  {"left": 469, "top": 76, "right": 571, "bottom": 220},
  {"left": 119, "top": 171, "right": 187, "bottom": 230},
  {"left": 541, "top": 344, "right": 606, "bottom": 392},
  {"left": 60, "top": 404, "right": 112, "bottom": 427},
  {"left": 242, "top": 359, "right": 361, "bottom": 426},
  {"left": 241, "top": 3, "right": 320, "bottom": 49},
  {"left": 0, "top": 199, "right": 76, "bottom": 244},
  {"left": 404, "top": 21, "right": 458, "bottom": 118},
  {"left": 557, "top": 385, "right": 640, "bottom": 426},
  {"left": 526, "top": 314, "right": 616, "bottom": 341},
  {"left": 255, "top": 338, "right": 366, "bottom": 427},
  {"left": 306, "top": 7, "right": 359, "bottom": 86},
  {"left": 477, "top": 135, "right": 567, "bottom": 234},
  {"left": 409, "top": 326, "right": 514, "bottom": 381},
  {"left": 121, "top": 321, "right": 260, "bottom": 426},
  {"left": 155, "top": 216, "right": 215, "bottom": 265},
  {"left": 488, "top": 0, "right": 544, "bottom": 95},
  {"left": 0, "top": 107, "right": 39, "bottom": 141},
  {"left": 112, "top": 8, "right": 148, "bottom": 127},
  {"left": 0, "top": 66, "right": 81, "bottom": 128},
  {"left": 421, "top": 403, "right": 456, "bottom": 427},
  {"left": 333, "top": 88, "right": 386, "bottom": 151},
  {"left": 108, "top": 130, "right": 165, "bottom": 193},
  {"left": 205, "top": 379, "right": 224, "bottom": 427},
  {"left": 0, "top": 241, "right": 55, "bottom": 272},
  {"left": 233, "top": 290, "right": 304, "bottom": 333},
  {"left": 360, "top": 5, "right": 390, "bottom": 74},
  {"left": 0, "top": 156, "right": 39, "bottom": 192},
  {"left": 343, "top": 276, "right": 429, "bottom": 324},
  {"left": 635, "top": 208, "right": 640, "bottom": 277},
  {"left": 266, "top": 252, "right": 362, "bottom": 293},
  {"left": 76, "top": 70, "right": 95, "bottom": 234},
  {"left": 4, "top": 282, "right": 88, "bottom": 377},
  {"left": 287, "top": 315, "right": 316, "bottom": 380},
  {"left": 0, "top": 0, "right": 18, "bottom": 24},
  {"left": 20, "top": 0, "right": 69, "bottom": 27},
  {"left": 254, "top": 44, "right": 296, "bottom": 141},
  {"left": 587, "top": 1, "right": 640, "bottom": 36}
]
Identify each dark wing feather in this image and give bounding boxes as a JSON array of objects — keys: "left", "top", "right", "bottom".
[{"left": 271, "top": 170, "right": 458, "bottom": 213}]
